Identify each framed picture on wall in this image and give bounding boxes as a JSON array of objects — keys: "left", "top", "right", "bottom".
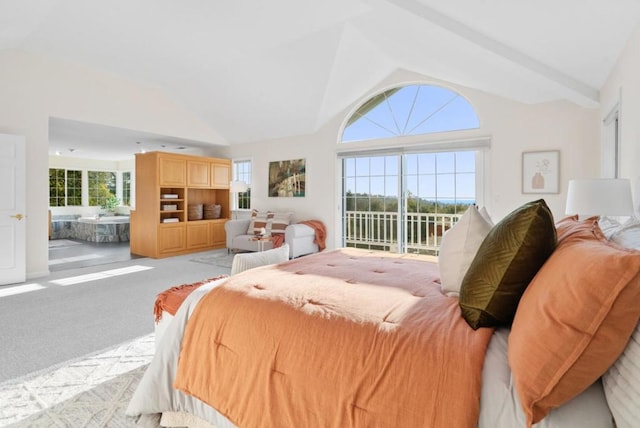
[
  {"left": 522, "top": 150, "right": 560, "bottom": 194},
  {"left": 268, "top": 158, "right": 306, "bottom": 197}
]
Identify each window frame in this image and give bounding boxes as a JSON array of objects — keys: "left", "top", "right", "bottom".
[
  {"left": 341, "top": 84, "right": 480, "bottom": 144},
  {"left": 338, "top": 82, "right": 489, "bottom": 254},
  {"left": 87, "top": 170, "right": 117, "bottom": 207},
  {"left": 232, "top": 159, "right": 252, "bottom": 210},
  {"left": 48, "top": 168, "right": 83, "bottom": 207},
  {"left": 121, "top": 171, "right": 132, "bottom": 206}
]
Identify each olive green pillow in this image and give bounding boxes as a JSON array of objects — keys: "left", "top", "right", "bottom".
[{"left": 459, "top": 199, "right": 557, "bottom": 329}]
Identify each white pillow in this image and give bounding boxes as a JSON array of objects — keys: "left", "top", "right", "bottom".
[
  {"left": 438, "top": 206, "right": 493, "bottom": 297},
  {"left": 598, "top": 216, "right": 624, "bottom": 239},
  {"left": 230, "top": 244, "right": 290, "bottom": 275},
  {"left": 602, "top": 322, "right": 640, "bottom": 428},
  {"left": 602, "top": 218, "right": 640, "bottom": 428},
  {"left": 478, "top": 206, "right": 494, "bottom": 226},
  {"left": 609, "top": 219, "right": 640, "bottom": 250}
]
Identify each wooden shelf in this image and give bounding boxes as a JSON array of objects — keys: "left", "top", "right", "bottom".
[{"left": 129, "top": 151, "right": 231, "bottom": 258}]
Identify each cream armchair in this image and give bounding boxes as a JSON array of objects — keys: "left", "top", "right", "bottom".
[{"left": 225, "top": 219, "right": 319, "bottom": 258}]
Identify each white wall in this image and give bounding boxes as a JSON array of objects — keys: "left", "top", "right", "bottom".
[
  {"left": 0, "top": 50, "right": 226, "bottom": 279},
  {"left": 230, "top": 70, "right": 600, "bottom": 249},
  {"left": 600, "top": 22, "right": 640, "bottom": 208},
  {"left": 0, "top": 48, "right": 602, "bottom": 279}
]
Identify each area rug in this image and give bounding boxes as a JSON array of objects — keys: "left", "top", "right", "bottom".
[
  {"left": 190, "top": 251, "right": 236, "bottom": 269},
  {"left": 0, "top": 334, "right": 154, "bottom": 427},
  {"left": 10, "top": 364, "right": 147, "bottom": 427}
]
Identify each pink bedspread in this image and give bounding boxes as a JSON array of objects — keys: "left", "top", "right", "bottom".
[{"left": 174, "top": 248, "right": 493, "bottom": 427}]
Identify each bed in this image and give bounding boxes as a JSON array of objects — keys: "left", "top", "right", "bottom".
[{"left": 127, "top": 208, "right": 640, "bottom": 428}]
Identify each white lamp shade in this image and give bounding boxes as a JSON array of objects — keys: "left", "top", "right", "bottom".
[
  {"left": 565, "top": 178, "right": 633, "bottom": 216},
  {"left": 230, "top": 180, "right": 248, "bottom": 193}
]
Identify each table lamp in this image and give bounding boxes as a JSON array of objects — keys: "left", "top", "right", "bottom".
[
  {"left": 230, "top": 180, "right": 248, "bottom": 219},
  {"left": 565, "top": 178, "right": 633, "bottom": 218}
]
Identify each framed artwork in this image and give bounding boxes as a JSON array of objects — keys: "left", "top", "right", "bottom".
[
  {"left": 268, "top": 158, "right": 306, "bottom": 197},
  {"left": 522, "top": 150, "right": 560, "bottom": 194}
]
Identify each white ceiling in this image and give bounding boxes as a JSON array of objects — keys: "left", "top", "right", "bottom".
[{"left": 2, "top": 0, "right": 640, "bottom": 160}]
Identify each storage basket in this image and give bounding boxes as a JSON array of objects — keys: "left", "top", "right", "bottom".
[
  {"left": 188, "top": 204, "right": 203, "bottom": 220},
  {"left": 203, "top": 204, "right": 222, "bottom": 219}
]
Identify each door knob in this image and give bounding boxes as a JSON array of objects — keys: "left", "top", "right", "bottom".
[{"left": 10, "top": 214, "right": 24, "bottom": 221}]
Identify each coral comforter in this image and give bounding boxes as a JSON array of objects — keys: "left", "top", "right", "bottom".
[{"left": 172, "top": 248, "right": 493, "bottom": 427}]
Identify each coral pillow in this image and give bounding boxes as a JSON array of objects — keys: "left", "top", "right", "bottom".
[
  {"left": 509, "top": 218, "right": 640, "bottom": 426},
  {"left": 439, "top": 205, "right": 493, "bottom": 297},
  {"left": 459, "top": 199, "right": 556, "bottom": 329}
]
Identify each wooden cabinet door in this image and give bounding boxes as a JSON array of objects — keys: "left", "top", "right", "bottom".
[
  {"left": 187, "top": 160, "right": 210, "bottom": 188},
  {"left": 210, "top": 221, "right": 226, "bottom": 247},
  {"left": 187, "top": 222, "right": 210, "bottom": 249},
  {"left": 158, "top": 224, "right": 186, "bottom": 254},
  {"left": 159, "top": 157, "right": 186, "bottom": 186},
  {"left": 211, "top": 161, "right": 231, "bottom": 188}
]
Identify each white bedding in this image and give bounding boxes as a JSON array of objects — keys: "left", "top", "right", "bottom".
[
  {"left": 127, "top": 277, "right": 235, "bottom": 428},
  {"left": 127, "top": 280, "right": 615, "bottom": 428},
  {"left": 479, "top": 329, "right": 614, "bottom": 428}
]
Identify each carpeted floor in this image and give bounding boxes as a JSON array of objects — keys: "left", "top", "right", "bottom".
[
  {"left": 0, "top": 334, "right": 154, "bottom": 427},
  {"left": 190, "top": 252, "right": 236, "bottom": 268},
  {"left": 0, "top": 246, "right": 232, "bottom": 383},
  {"left": 48, "top": 239, "right": 82, "bottom": 249}
]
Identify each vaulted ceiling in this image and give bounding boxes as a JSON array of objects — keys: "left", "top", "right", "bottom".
[{"left": 3, "top": 0, "right": 640, "bottom": 158}]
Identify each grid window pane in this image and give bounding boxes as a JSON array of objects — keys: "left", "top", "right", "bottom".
[
  {"left": 233, "top": 160, "right": 252, "bottom": 210},
  {"left": 122, "top": 171, "right": 131, "bottom": 206},
  {"left": 49, "top": 168, "right": 65, "bottom": 207},
  {"left": 49, "top": 168, "right": 84, "bottom": 207},
  {"left": 67, "top": 170, "right": 82, "bottom": 206},
  {"left": 88, "top": 171, "right": 116, "bottom": 207},
  {"left": 342, "top": 150, "right": 476, "bottom": 254}
]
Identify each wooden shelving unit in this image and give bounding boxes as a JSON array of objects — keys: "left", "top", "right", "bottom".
[{"left": 130, "top": 151, "right": 231, "bottom": 258}]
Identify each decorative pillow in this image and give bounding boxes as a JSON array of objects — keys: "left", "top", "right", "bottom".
[
  {"left": 508, "top": 218, "right": 640, "bottom": 426},
  {"left": 458, "top": 199, "right": 556, "bottom": 329},
  {"left": 268, "top": 211, "right": 293, "bottom": 235},
  {"left": 439, "top": 205, "right": 493, "bottom": 297},
  {"left": 247, "top": 210, "right": 274, "bottom": 235}
]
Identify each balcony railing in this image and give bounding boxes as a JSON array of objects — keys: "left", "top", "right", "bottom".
[{"left": 344, "top": 210, "right": 463, "bottom": 255}]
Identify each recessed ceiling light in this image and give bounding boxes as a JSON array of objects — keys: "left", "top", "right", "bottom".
[{"left": 176, "top": 146, "right": 186, "bottom": 150}]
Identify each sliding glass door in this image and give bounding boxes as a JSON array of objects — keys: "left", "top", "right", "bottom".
[{"left": 342, "top": 150, "right": 476, "bottom": 255}]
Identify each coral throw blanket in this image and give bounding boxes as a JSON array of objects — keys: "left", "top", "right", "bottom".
[
  {"left": 153, "top": 275, "right": 227, "bottom": 322},
  {"left": 174, "top": 249, "right": 492, "bottom": 427},
  {"left": 299, "top": 219, "right": 326, "bottom": 250}
]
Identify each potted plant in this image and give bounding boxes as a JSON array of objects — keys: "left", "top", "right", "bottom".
[{"left": 101, "top": 195, "right": 121, "bottom": 215}]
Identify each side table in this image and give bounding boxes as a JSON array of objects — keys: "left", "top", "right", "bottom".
[{"left": 250, "top": 235, "right": 272, "bottom": 252}]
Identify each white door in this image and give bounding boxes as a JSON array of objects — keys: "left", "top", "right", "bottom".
[{"left": 0, "top": 134, "right": 26, "bottom": 285}]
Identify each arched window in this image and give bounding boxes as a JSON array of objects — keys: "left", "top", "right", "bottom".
[
  {"left": 342, "top": 84, "right": 479, "bottom": 143},
  {"left": 340, "top": 84, "right": 484, "bottom": 255}
]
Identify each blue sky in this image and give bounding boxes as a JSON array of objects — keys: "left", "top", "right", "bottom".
[
  {"left": 342, "top": 84, "right": 479, "bottom": 201},
  {"left": 342, "top": 85, "right": 479, "bottom": 143}
]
